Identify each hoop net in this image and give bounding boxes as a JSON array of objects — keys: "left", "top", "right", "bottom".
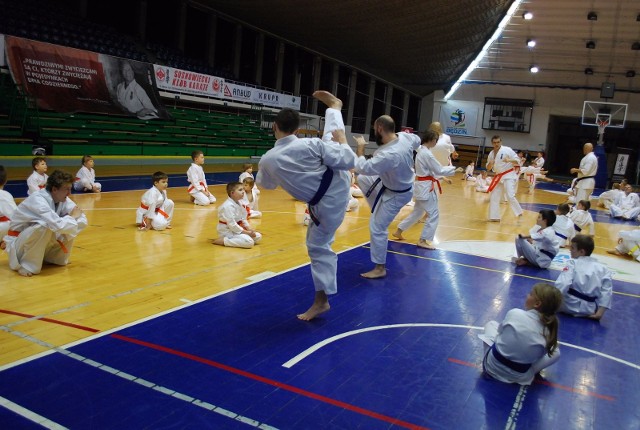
[{"left": 596, "top": 113, "right": 610, "bottom": 135}]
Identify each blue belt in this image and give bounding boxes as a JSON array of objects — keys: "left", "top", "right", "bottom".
[
  {"left": 568, "top": 287, "right": 596, "bottom": 302},
  {"left": 555, "top": 232, "right": 568, "bottom": 240},
  {"left": 366, "top": 178, "right": 412, "bottom": 213},
  {"left": 574, "top": 224, "right": 582, "bottom": 232},
  {"left": 540, "top": 249, "right": 556, "bottom": 259},
  {"left": 307, "top": 167, "right": 334, "bottom": 226},
  {"left": 491, "top": 344, "right": 532, "bottom": 373}
]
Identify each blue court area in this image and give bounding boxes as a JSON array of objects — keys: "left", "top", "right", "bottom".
[
  {"left": 0, "top": 243, "right": 638, "bottom": 429},
  {"left": 521, "top": 202, "right": 640, "bottom": 226}
]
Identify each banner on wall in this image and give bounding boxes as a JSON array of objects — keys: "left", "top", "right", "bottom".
[
  {"left": 439, "top": 104, "right": 479, "bottom": 136},
  {"left": 4, "top": 36, "right": 171, "bottom": 120},
  {"left": 222, "top": 82, "right": 301, "bottom": 110},
  {"left": 153, "top": 65, "right": 224, "bottom": 98}
]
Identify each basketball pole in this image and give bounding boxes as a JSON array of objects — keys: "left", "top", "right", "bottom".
[{"left": 594, "top": 122, "right": 608, "bottom": 189}]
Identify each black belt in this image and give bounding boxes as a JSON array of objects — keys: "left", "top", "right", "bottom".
[
  {"left": 540, "top": 249, "right": 556, "bottom": 259},
  {"left": 574, "top": 224, "right": 582, "bottom": 232},
  {"left": 491, "top": 344, "right": 532, "bottom": 373},
  {"left": 307, "top": 167, "right": 334, "bottom": 226},
  {"left": 568, "top": 287, "right": 596, "bottom": 302},
  {"left": 574, "top": 175, "right": 595, "bottom": 184},
  {"left": 555, "top": 232, "right": 568, "bottom": 240},
  {"left": 366, "top": 178, "right": 412, "bottom": 213}
]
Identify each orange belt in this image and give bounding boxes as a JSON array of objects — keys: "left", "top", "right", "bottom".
[
  {"left": 0, "top": 216, "right": 10, "bottom": 222},
  {"left": 39, "top": 185, "right": 45, "bottom": 189},
  {"left": 416, "top": 175, "right": 441, "bottom": 194},
  {"left": 487, "top": 168, "right": 515, "bottom": 193},
  {"left": 140, "top": 204, "right": 169, "bottom": 219},
  {"left": 7, "top": 230, "right": 67, "bottom": 253},
  {"left": 219, "top": 220, "right": 227, "bottom": 225},
  {"left": 188, "top": 181, "right": 207, "bottom": 193},
  {"left": 8, "top": 230, "right": 19, "bottom": 237},
  {"left": 75, "top": 177, "right": 80, "bottom": 181}
]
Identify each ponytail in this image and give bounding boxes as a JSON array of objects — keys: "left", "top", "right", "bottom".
[{"left": 531, "top": 283, "right": 563, "bottom": 356}]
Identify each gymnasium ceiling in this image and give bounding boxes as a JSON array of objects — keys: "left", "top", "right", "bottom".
[{"left": 193, "top": 0, "right": 640, "bottom": 97}]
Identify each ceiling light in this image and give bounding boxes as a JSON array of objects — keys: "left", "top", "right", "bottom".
[
  {"left": 527, "top": 39, "right": 536, "bottom": 48},
  {"left": 632, "top": 42, "right": 640, "bottom": 50},
  {"left": 587, "top": 12, "right": 598, "bottom": 21},
  {"left": 586, "top": 41, "right": 596, "bottom": 49},
  {"left": 529, "top": 65, "right": 539, "bottom": 73},
  {"left": 626, "top": 70, "right": 636, "bottom": 78},
  {"left": 584, "top": 68, "right": 594, "bottom": 75},
  {"left": 522, "top": 11, "right": 533, "bottom": 20}
]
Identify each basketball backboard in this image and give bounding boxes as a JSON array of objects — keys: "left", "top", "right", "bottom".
[{"left": 581, "top": 101, "right": 627, "bottom": 128}]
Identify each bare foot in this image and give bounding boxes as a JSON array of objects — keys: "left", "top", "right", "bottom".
[
  {"left": 18, "top": 267, "right": 33, "bottom": 277},
  {"left": 297, "top": 302, "right": 330, "bottom": 321},
  {"left": 0, "top": 240, "right": 5, "bottom": 250},
  {"left": 312, "top": 90, "right": 343, "bottom": 110},
  {"left": 392, "top": 229, "right": 405, "bottom": 240},
  {"left": 515, "top": 257, "right": 529, "bottom": 266},
  {"left": 212, "top": 238, "right": 225, "bottom": 246},
  {"left": 417, "top": 240, "right": 436, "bottom": 250},
  {"left": 361, "top": 266, "right": 386, "bottom": 279},
  {"left": 606, "top": 249, "right": 627, "bottom": 257},
  {"left": 166, "top": 225, "right": 172, "bottom": 230},
  {"left": 444, "top": 178, "right": 453, "bottom": 185}
]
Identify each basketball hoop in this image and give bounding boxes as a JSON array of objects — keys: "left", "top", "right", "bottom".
[{"left": 597, "top": 118, "right": 609, "bottom": 136}]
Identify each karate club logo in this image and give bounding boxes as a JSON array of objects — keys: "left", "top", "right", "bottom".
[
  {"left": 450, "top": 109, "right": 466, "bottom": 127},
  {"left": 155, "top": 68, "right": 167, "bottom": 82},
  {"left": 212, "top": 78, "right": 221, "bottom": 93}
]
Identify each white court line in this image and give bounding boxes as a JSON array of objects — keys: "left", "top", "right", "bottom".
[
  {"left": 505, "top": 385, "right": 528, "bottom": 430},
  {"left": 0, "top": 395, "right": 68, "bottom": 429},
  {"left": 282, "top": 323, "right": 640, "bottom": 371}
]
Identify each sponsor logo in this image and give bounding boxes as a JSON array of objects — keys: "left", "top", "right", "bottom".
[
  {"left": 450, "top": 109, "right": 466, "bottom": 127},
  {"left": 223, "top": 85, "right": 232, "bottom": 97},
  {"left": 212, "top": 78, "right": 221, "bottom": 92},
  {"left": 257, "top": 92, "right": 278, "bottom": 102},
  {"left": 232, "top": 87, "right": 251, "bottom": 98}
]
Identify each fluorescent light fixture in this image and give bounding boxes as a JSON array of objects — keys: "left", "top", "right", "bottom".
[
  {"left": 527, "top": 39, "right": 536, "bottom": 48},
  {"left": 444, "top": 0, "right": 525, "bottom": 100},
  {"left": 523, "top": 11, "right": 533, "bottom": 20},
  {"left": 529, "top": 65, "right": 539, "bottom": 73}
]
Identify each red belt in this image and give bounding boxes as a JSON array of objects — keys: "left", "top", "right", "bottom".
[
  {"left": 140, "top": 204, "right": 169, "bottom": 219},
  {"left": 7, "top": 230, "right": 67, "bottom": 253},
  {"left": 188, "top": 181, "right": 207, "bottom": 193},
  {"left": 0, "top": 216, "right": 10, "bottom": 222},
  {"left": 416, "top": 175, "right": 441, "bottom": 194},
  {"left": 8, "top": 230, "right": 19, "bottom": 236},
  {"left": 487, "top": 168, "right": 515, "bottom": 193}
]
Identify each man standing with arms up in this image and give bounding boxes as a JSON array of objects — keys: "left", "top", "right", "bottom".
[
  {"left": 486, "top": 135, "right": 523, "bottom": 221},
  {"left": 570, "top": 142, "right": 597, "bottom": 203},
  {"left": 354, "top": 116, "right": 422, "bottom": 279},
  {"left": 257, "top": 91, "right": 355, "bottom": 321}
]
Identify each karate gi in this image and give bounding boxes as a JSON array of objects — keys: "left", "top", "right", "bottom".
[
  {"left": 257, "top": 108, "right": 355, "bottom": 295},
  {"left": 479, "top": 308, "right": 560, "bottom": 385},
  {"left": 117, "top": 79, "right": 157, "bottom": 119},
  {"left": 515, "top": 226, "right": 559, "bottom": 268},
  {"left": 487, "top": 145, "right": 523, "bottom": 220},
  {"left": 463, "top": 164, "right": 475, "bottom": 181},
  {"left": 217, "top": 197, "right": 261, "bottom": 248},
  {"left": 574, "top": 152, "right": 597, "bottom": 202},
  {"left": 187, "top": 163, "right": 216, "bottom": 205},
  {"left": 240, "top": 186, "right": 262, "bottom": 218},
  {"left": 598, "top": 188, "right": 623, "bottom": 209},
  {"left": 27, "top": 171, "right": 48, "bottom": 195},
  {"left": 354, "top": 132, "right": 421, "bottom": 265},
  {"left": 552, "top": 214, "right": 575, "bottom": 247},
  {"left": 430, "top": 133, "right": 454, "bottom": 167},
  {"left": 136, "top": 186, "right": 174, "bottom": 231},
  {"left": 615, "top": 229, "right": 640, "bottom": 262},
  {"left": 0, "top": 189, "right": 18, "bottom": 239},
  {"left": 4, "top": 189, "right": 87, "bottom": 274},
  {"left": 73, "top": 166, "right": 101, "bottom": 192},
  {"left": 475, "top": 174, "right": 489, "bottom": 193},
  {"left": 523, "top": 156, "right": 545, "bottom": 189},
  {"left": 568, "top": 209, "right": 595, "bottom": 236},
  {"left": 609, "top": 192, "right": 640, "bottom": 220},
  {"left": 397, "top": 145, "right": 456, "bottom": 242},
  {"left": 555, "top": 256, "right": 612, "bottom": 317}
]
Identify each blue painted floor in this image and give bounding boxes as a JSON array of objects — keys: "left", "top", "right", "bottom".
[{"left": 1, "top": 243, "right": 638, "bottom": 429}]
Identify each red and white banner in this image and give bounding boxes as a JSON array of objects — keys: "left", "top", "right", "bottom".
[
  {"left": 153, "top": 65, "right": 224, "bottom": 98},
  {"left": 221, "top": 82, "right": 301, "bottom": 110}
]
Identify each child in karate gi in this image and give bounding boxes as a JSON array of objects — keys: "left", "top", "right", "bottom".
[
  {"left": 136, "top": 172, "right": 174, "bottom": 231},
  {"left": 569, "top": 200, "right": 595, "bottom": 236},
  {"left": 27, "top": 157, "right": 48, "bottom": 195},
  {"left": 213, "top": 182, "right": 262, "bottom": 249},
  {"left": 555, "top": 235, "right": 612, "bottom": 321},
  {"left": 552, "top": 203, "right": 574, "bottom": 248},
  {"left": 241, "top": 177, "right": 262, "bottom": 218},
  {"left": 479, "top": 282, "right": 563, "bottom": 385},
  {"left": 73, "top": 155, "right": 102, "bottom": 193},
  {"left": 607, "top": 228, "right": 640, "bottom": 263},
  {"left": 513, "top": 209, "right": 559, "bottom": 268},
  {"left": 0, "top": 166, "right": 18, "bottom": 250},
  {"left": 187, "top": 150, "right": 216, "bottom": 205}
]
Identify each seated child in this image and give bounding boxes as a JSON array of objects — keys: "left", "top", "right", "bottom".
[
  {"left": 0, "top": 165, "right": 18, "bottom": 249},
  {"left": 552, "top": 203, "right": 574, "bottom": 248},
  {"left": 241, "top": 177, "right": 262, "bottom": 218},
  {"left": 597, "top": 182, "right": 623, "bottom": 209},
  {"left": 609, "top": 184, "right": 640, "bottom": 220},
  {"left": 607, "top": 228, "right": 640, "bottom": 263},
  {"left": 187, "top": 150, "right": 216, "bottom": 205},
  {"left": 475, "top": 171, "right": 489, "bottom": 192},
  {"left": 73, "top": 155, "right": 102, "bottom": 193},
  {"left": 513, "top": 209, "right": 559, "bottom": 268},
  {"left": 555, "top": 235, "right": 612, "bottom": 321},
  {"left": 463, "top": 161, "right": 476, "bottom": 181},
  {"left": 478, "top": 282, "right": 563, "bottom": 385},
  {"left": 350, "top": 170, "right": 363, "bottom": 197},
  {"left": 136, "top": 171, "right": 174, "bottom": 231},
  {"left": 568, "top": 200, "right": 595, "bottom": 236},
  {"left": 27, "top": 157, "right": 48, "bottom": 195},
  {"left": 213, "top": 182, "right": 262, "bottom": 248},
  {"left": 239, "top": 163, "right": 254, "bottom": 183}
]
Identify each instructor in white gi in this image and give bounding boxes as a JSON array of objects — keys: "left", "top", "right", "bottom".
[
  {"left": 570, "top": 142, "right": 597, "bottom": 203},
  {"left": 486, "top": 135, "right": 523, "bottom": 221},
  {"left": 257, "top": 91, "right": 356, "bottom": 321}
]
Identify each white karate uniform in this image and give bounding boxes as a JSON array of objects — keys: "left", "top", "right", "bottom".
[
  {"left": 609, "top": 192, "right": 640, "bottom": 219},
  {"left": 397, "top": 145, "right": 456, "bottom": 242},
  {"left": 117, "top": 79, "right": 157, "bottom": 119},
  {"left": 73, "top": 166, "right": 101, "bottom": 192},
  {"left": 479, "top": 308, "right": 560, "bottom": 385},
  {"left": 187, "top": 163, "right": 216, "bottom": 205},
  {"left": 27, "top": 171, "right": 48, "bottom": 195},
  {"left": 430, "top": 133, "right": 454, "bottom": 167},
  {"left": 217, "top": 197, "right": 262, "bottom": 248},
  {"left": 615, "top": 229, "right": 640, "bottom": 262},
  {"left": 239, "top": 172, "right": 254, "bottom": 183},
  {"left": 555, "top": 256, "right": 612, "bottom": 317},
  {"left": 354, "top": 132, "right": 422, "bottom": 264},
  {"left": 574, "top": 152, "right": 597, "bottom": 202},
  {"left": 475, "top": 174, "right": 489, "bottom": 193},
  {"left": 598, "top": 188, "right": 623, "bottom": 209},
  {"left": 0, "top": 189, "right": 18, "bottom": 239},
  {"left": 463, "top": 164, "right": 475, "bottom": 181},
  {"left": 552, "top": 214, "right": 575, "bottom": 247},
  {"left": 135, "top": 186, "right": 174, "bottom": 231},
  {"left": 350, "top": 172, "right": 363, "bottom": 197},
  {"left": 522, "top": 156, "right": 545, "bottom": 190},
  {"left": 487, "top": 145, "right": 523, "bottom": 220},
  {"left": 515, "top": 226, "right": 559, "bottom": 268},
  {"left": 240, "top": 186, "right": 262, "bottom": 218},
  {"left": 4, "top": 189, "right": 87, "bottom": 275},
  {"left": 257, "top": 108, "right": 355, "bottom": 295},
  {"left": 568, "top": 209, "right": 595, "bottom": 236}
]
